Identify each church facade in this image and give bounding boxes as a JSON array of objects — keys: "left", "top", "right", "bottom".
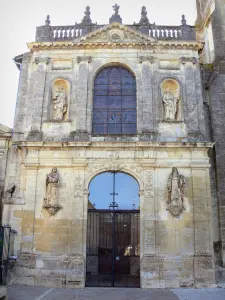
[{"left": 1, "top": 2, "right": 223, "bottom": 288}]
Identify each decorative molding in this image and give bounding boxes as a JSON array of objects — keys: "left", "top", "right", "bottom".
[
  {"left": 74, "top": 174, "right": 84, "bottom": 198},
  {"left": 180, "top": 57, "right": 197, "bottom": 65},
  {"left": 144, "top": 171, "right": 154, "bottom": 199},
  {"left": 139, "top": 56, "right": 157, "bottom": 64},
  {"left": 77, "top": 56, "right": 92, "bottom": 63},
  {"left": 43, "top": 204, "right": 62, "bottom": 216},
  {"left": 34, "top": 57, "right": 51, "bottom": 65}
]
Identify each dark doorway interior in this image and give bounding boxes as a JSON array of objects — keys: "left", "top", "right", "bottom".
[{"left": 86, "top": 209, "right": 140, "bottom": 287}]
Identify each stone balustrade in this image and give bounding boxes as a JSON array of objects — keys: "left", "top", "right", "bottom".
[{"left": 36, "top": 23, "right": 196, "bottom": 42}]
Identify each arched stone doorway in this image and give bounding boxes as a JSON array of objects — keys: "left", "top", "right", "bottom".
[{"left": 86, "top": 171, "right": 140, "bottom": 287}]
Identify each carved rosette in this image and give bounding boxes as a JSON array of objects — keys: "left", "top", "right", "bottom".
[{"left": 108, "top": 29, "right": 124, "bottom": 42}]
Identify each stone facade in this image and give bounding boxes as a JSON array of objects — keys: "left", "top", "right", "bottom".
[
  {"left": 196, "top": 0, "right": 225, "bottom": 279},
  {"left": 0, "top": 124, "right": 11, "bottom": 223},
  {"left": 1, "top": 5, "right": 218, "bottom": 288}
]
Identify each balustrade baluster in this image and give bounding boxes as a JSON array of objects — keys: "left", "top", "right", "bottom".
[{"left": 36, "top": 19, "right": 196, "bottom": 42}]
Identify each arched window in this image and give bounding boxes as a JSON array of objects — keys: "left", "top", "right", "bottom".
[{"left": 93, "top": 66, "right": 137, "bottom": 134}]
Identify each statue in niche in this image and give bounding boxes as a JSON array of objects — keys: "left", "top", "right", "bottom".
[
  {"left": 52, "top": 87, "right": 67, "bottom": 121},
  {"left": 44, "top": 168, "right": 59, "bottom": 205},
  {"left": 163, "top": 89, "right": 180, "bottom": 121},
  {"left": 167, "top": 167, "right": 185, "bottom": 217},
  {"left": 43, "top": 168, "right": 62, "bottom": 215}
]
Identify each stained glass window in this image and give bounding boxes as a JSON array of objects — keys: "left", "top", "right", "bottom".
[{"left": 93, "top": 66, "right": 137, "bottom": 134}]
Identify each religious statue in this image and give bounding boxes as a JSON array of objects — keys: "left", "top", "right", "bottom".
[
  {"left": 167, "top": 167, "right": 185, "bottom": 217},
  {"left": 113, "top": 3, "right": 120, "bottom": 15},
  {"left": 44, "top": 168, "right": 59, "bottom": 206},
  {"left": 110, "top": 3, "right": 122, "bottom": 23},
  {"left": 163, "top": 89, "right": 180, "bottom": 121},
  {"left": 81, "top": 6, "right": 92, "bottom": 24},
  {"left": 52, "top": 87, "right": 67, "bottom": 121},
  {"left": 139, "top": 6, "right": 149, "bottom": 25}
]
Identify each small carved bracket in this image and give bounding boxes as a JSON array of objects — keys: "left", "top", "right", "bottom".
[
  {"left": 180, "top": 57, "right": 197, "bottom": 65},
  {"left": 43, "top": 204, "right": 62, "bottom": 216},
  {"left": 34, "top": 57, "right": 51, "bottom": 65},
  {"left": 139, "top": 56, "right": 156, "bottom": 64},
  {"left": 77, "top": 56, "right": 92, "bottom": 63}
]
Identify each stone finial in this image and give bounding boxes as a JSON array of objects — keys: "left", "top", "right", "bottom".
[
  {"left": 139, "top": 6, "right": 150, "bottom": 25},
  {"left": 181, "top": 14, "right": 187, "bottom": 26},
  {"left": 45, "top": 15, "right": 51, "bottom": 26},
  {"left": 81, "top": 6, "right": 92, "bottom": 24},
  {"left": 109, "top": 3, "right": 122, "bottom": 23}
]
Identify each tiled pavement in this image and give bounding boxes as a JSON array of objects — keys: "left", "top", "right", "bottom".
[{"left": 7, "top": 285, "right": 225, "bottom": 300}]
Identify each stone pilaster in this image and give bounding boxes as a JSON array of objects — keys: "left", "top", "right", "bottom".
[
  {"left": 76, "top": 58, "right": 91, "bottom": 133},
  {"left": 183, "top": 61, "right": 200, "bottom": 137},
  {"left": 141, "top": 170, "right": 157, "bottom": 288},
  {"left": 26, "top": 58, "right": 50, "bottom": 141},
  {"left": 191, "top": 168, "right": 215, "bottom": 286},
  {"left": 140, "top": 59, "right": 155, "bottom": 134},
  {"left": 13, "top": 53, "right": 31, "bottom": 141}
]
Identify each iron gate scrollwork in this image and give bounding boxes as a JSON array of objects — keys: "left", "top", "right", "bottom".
[{"left": 86, "top": 209, "right": 140, "bottom": 287}]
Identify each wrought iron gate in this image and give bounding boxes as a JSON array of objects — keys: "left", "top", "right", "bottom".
[
  {"left": 86, "top": 209, "right": 140, "bottom": 287},
  {"left": 0, "top": 225, "right": 11, "bottom": 284}
]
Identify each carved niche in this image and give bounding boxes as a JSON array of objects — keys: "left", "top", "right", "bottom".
[
  {"left": 161, "top": 79, "right": 182, "bottom": 122},
  {"left": 50, "top": 79, "right": 70, "bottom": 121},
  {"left": 167, "top": 167, "right": 185, "bottom": 217},
  {"left": 43, "top": 168, "right": 62, "bottom": 216}
]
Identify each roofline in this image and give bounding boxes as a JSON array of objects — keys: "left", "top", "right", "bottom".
[{"left": 13, "top": 54, "right": 23, "bottom": 70}]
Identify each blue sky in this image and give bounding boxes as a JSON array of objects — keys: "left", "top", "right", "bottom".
[
  {"left": 1, "top": 0, "right": 197, "bottom": 128},
  {"left": 89, "top": 172, "right": 140, "bottom": 209}
]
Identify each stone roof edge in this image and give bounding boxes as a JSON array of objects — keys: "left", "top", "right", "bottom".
[
  {"left": 12, "top": 141, "right": 214, "bottom": 149},
  {"left": 79, "top": 22, "right": 157, "bottom": 43},
  {"left": 27, "top": 40, "right": 202, "bottom": 51},
  {"left": 0, "top": 123, "right": 12, "bottom": 138}
]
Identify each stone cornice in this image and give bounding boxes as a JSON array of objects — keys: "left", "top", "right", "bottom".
[
  {"left": 27, "top": 40, "right": 202, "bottom": 52},
  {"left": 12, "top": 141, "right": 214, "bottom": 149}
]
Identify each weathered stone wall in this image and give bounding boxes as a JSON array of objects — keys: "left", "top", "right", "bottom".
[
  {"left": 2, "top": 143, "right": 215, "bottom": 288},
  {"left": 197, "top": 0, "right": 225, "bottom": 267},
  {"left": 5, "top": 21, "right": 216, "bottom": 288},
  {"left": 12, "top": 46, "right": 205, "bottom": 143},
  {"left": 0, "top": 124, "right": 11, "bottom": 223}
]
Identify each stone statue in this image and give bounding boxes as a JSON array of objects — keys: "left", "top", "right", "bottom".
[
  {"left": 113, "top": 4, "right": 120, "bottom": 15},
  {"left": 139, "top": 6, "right": 149, "bottom": 25},
  {"left": 163, "top": 89, "right": 179, "bottom": 121},
  {"left": 167, "top": 167, "right": 185, "bottom": 217},
  {"left": 44, "top": 168, "right": 59, "bottom": 206},
  {"left": 81, "top": 6, "right": 92, "bottom": 24},
  {"left": 52, "top": 87, "right": 67, "bottom": 121}
]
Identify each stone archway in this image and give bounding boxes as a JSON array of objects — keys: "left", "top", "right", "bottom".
[{"left": 85, "top": 170, "right": 141, "bottom": 287}]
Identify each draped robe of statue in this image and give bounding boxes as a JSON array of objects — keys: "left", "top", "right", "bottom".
[
  {"left": 163, "top": 90, "right": 178, "bottom": 121},
  {"left": 167, "top": 167, "right": 185, "bottom": 216},
  {"left": 52, "top": 87, "right": 67, "bottom": 121},
  {"left": 44, "top": 168, "right": 59, "bottom": 206}
]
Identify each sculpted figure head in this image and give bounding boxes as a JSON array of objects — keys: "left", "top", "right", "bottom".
[{"left": 52, "top": 167, "right": 57, "bottom": 173}]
